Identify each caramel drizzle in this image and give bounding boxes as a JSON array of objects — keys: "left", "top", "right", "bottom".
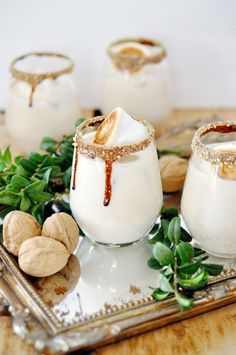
[
  {"left": 72, "top": 151, "right": 113, "bottom": 206},
  {"left": 72, "top": 119, "right": 113, "bottom": 203},
  {"left": 72, "top": 115, "right": 154, "bottom": 206},
  {"left": 103, "top": 160, "right": 112, "bottom": 206},
  {"left": 72, "top": 144, "right": 79, "bottom": 190},
  {"left": 10, "top": 52, "right": 74, "bottom": 108},
  {"left": 29, "top": 85, "right": 36, "bottom": 107}
]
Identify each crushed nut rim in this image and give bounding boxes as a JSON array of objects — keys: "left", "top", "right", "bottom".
[
  {"left": 107, "top": 37, "right": 166, "bottom": 72},
  {"left": 192, "top": 121, "right": 236, "bottom": 166},
  {"left": 73, "top": 115, "right": 155, "bottom": 163},
  {"left": 10, "top": 51, "right": 74, "bottom": 87}
]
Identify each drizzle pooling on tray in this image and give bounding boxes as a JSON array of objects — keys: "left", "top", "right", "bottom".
[{"left": 72, "top": 107, "right": 147, "bottom": 206}]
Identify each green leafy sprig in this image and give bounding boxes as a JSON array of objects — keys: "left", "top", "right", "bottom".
[
  {"left": 157, "top": 148, "right": 186, "bottom": 158},
  {"left": 0, "top": 118, "right": 85, "bottom": 225},
  {"left": 148, "top": 208, "right": 223, "bottom": 310}
]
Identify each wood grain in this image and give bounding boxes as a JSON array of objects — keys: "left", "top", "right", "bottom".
[
  {"left": 0, "top": 316, "right": 37, "bottom": 355},
  {"left": 94, "top": 303, "right": 236, "bottom": 355},
  {"left": 1, "top": 108, "right": 236, "bottom": 355}
]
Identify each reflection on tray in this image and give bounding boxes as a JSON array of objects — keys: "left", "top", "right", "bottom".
[
  {"left": 39, "top": 237, "right": 158, "bottom": 326},
  {"left": 33, "top": 255, "right": 80, "bottom": 308},
  {"left": 30, "top": 217, "right": 236, "bottom": 327}
]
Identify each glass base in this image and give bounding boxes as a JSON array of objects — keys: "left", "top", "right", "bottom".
[
  {"left": 201, "top": 247, "right": 236, "bottom": 259},
  {"left": 193, "top": 241, "right": 236, "bottom": 259},
  {"left": 87, "top": 235, "right": 147, "bottom": 248}
]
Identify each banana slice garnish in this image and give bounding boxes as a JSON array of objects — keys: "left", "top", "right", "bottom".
[{"left": 93, "top": 109, "right": 120, "bottom": 145}]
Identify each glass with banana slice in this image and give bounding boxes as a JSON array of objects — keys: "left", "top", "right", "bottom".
[
  {"left": 102, "top": 38, "right": 172, "bottom": 134},
  {"left": 70, "top": 107, "right": 163, "bottom": 246},
  {"left": 181, "top": 121, "right": 236, "bottom": 257}
]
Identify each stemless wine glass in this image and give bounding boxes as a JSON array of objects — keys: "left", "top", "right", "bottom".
[
  {"left": 102, "top": 38, "right": 172, "bottom": 134},
  {"left": 69, "top": 115, "right": 163, "bottom": 247},
  {"left": 6, "top": 52, "right": 81, "bottom": 153},
  {"left": 181, "top": 121, "right": 236, "bottom": 258}
]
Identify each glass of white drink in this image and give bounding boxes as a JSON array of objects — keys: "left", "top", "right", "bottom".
[
  {"left": 181, "top": 121, "right": 236, "bottom": 258},
  {"left": 102, "top": 38, "right": 172, "bottom": 135},
  {"left": 6, "top": 52, "right": 81, "bottom": 153},
  {"left": 70, "top": 107, "right": 163, "bottom": 246}
]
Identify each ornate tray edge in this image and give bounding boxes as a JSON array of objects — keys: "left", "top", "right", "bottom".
[{"left": 1, "top": 242, "right": 236, "bottom": 352}]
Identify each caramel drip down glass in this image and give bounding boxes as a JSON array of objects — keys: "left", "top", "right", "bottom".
[
  {"left": 70, "top": 116, "right": 163, "bottom": 247},
  {"left": 6, "top": 51, "right": 80, "bottom": 153},
  {"left": 10, "top": 52, "right": 74, "bottom": 107}
]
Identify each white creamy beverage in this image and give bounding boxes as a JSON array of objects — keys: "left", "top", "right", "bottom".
[
  {"left": 102, "top": 38, "right": 172, "bottom": 133},
  {"left": 6, "top": 52, "right": 81, "bottom": 153},
  {"left": 70, "top": 107, "right": 163, "bottom": 245},
  {"left": 181, "top": 141, "right": 236, "bottom": 257}
]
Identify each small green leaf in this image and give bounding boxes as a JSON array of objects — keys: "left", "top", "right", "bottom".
[
  {"left": 0, "top": 191, "right": 20, "bottom": 206},
  {"left": 161, "top": 207, "right": 178, "bottom": 221},
  {"left": 0, "top": 161, "right": 6, "bottom": 172},
  {"left": 149, "top": 223, "right": 159, "bottom": 236},
  {"left": 153, "top": 242, "right": 174, "bottom": 266},
  {"left": 29, "top": 191, "right": 53, "bottom": 203},
  {"left": 20, "top": 193, "right": 31, "bottom": 212},
  {"left": 25, "top": 180, "right": 45, "bottom": 195},
  {"left": 15, "top": 165, "right": 30, "bottom": 177},
  {"left": 152, "top": 288, "right": 169, "bottom": 301},
  {"left": 3, "top": 146, "right": 12, "bottom": 163},
  {"left": 202, "top": 263, "right": 223, "bottom": 276},
  {"left": 21, "top": 159, "right": 37, "bottom": 173},
  {"left": 180, "top": 227, "right": 192, "bottom": 242},
  {"left": 194, "top": 247, "right": 207, "bottom": 257},
  {"left": 40, "top": 137, "right": 57, "bottom": 153},
  {"left": 63, "top": 166, "right": 72, "bottom": 188},
  {"left": 29, "top": 152, "right": 45, "bottom": 164},
  {"left": 60, "top": 198, "right": 71, "bottom": 212},
  {"left": 11, "top": 175, "right": 30, "bottom": 191},
  {"left": 148, "top": 227, "right": 164, "bottom": 245},
  {"left": 6, "top": 183, "right": 13, "bottom": 191},
  {"left": 176, "top": 242, "right": 194, "bottom": 263},
  {"left": 162, "top": 238, "right": 171, "bottom": 248},
  {"left": 75, "top": 118, "right": 86, "bottom": 127},
  {"left": 14, "top": 155, "right": 23, "bottom": 164},
  {"left": 178, "top": 261, "right": 201, "bottom": 274},
  {"left": 52, "top": 156, "right": 64, "bottom": 165},
  {"left": 30, "top": 176, "right": 40, "bottom": 183},
  {"left": 61, "top": 142, "right": 74, "bottom": 158},
  {"left": 163, "top": 264, "right": 174, "bottom": 276},
  {"left": 147, "top": 258, "right": 162, "bottom": 270},
  {"left": 157, "top": 148, "right": 185, "bottom": 158},
  {"left": 194, "top": 254, "right": 209, "bottom": 263},
  {"left": 168, "top": 217, "right": 180, "bottom": 244},
  {"left": 175, "top": 292, "right": 193, "bottom": 310},
  {"left": 31, "top": 203, "right": 44, "bottom": 225},
  {"left": 40, "top": 156, "right": 54, "bottom": 168},
  {"left": 178, "top": 269, "right": 208, "bottom": 289},
  {"left": 161, "top": 219, "right": 169, "bottom": 239},
  {"left": 0, "top": 206, "right": 15, "bottom": 219},
  {"left": 42, "top": 167, "right": 53, "bottom": 188},
  {"left": 160, "top": 274, "right": 174, "bottom": 292},
  {"left": 39, "top": 165, "right": 61, "bottom": 177}
]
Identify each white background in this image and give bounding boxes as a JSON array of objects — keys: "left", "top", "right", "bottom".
[{"left": 0, "top": 0, "right": 236, "bottom": 110}]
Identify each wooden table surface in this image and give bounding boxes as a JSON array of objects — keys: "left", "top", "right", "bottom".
[{"left": 1, "top": 108, "right": 236, "bottom": 355}]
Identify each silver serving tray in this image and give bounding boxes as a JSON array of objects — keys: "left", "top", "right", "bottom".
[{"left": 0, "top": 233, "right": 236, "bottom": 353}]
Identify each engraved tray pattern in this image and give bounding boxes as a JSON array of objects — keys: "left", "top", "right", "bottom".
[{"left": 0, "top": 233, "right": 236, "bottom": 353}]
